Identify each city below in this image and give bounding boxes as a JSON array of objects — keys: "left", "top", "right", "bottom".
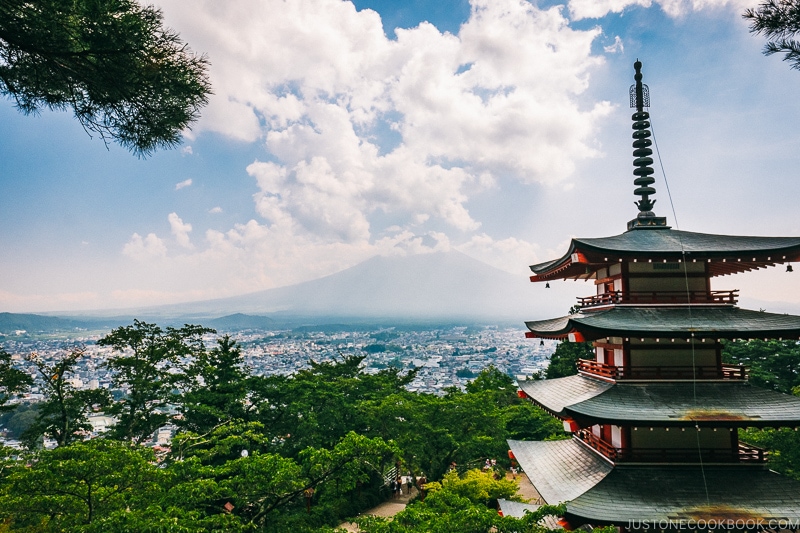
[{"left": 0, "top": 321, "right": 556, "bottom": 448}]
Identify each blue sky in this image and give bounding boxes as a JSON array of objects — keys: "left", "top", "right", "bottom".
[{"left": 2, "top": 0, "right": 800, "bottom": 314}]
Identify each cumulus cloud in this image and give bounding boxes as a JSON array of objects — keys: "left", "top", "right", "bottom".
[
  {"left": 110, "top": 0, "right": 615, "bottom": 302},
  {"left": 168, "top": 213, "right": 194, "bottom": 249},
  {"left": 567, "top": 0, "right": 750, "bottom": 20},
  {"left": 456, "top": 234, "right": 542, "bottom": 276},
  {"left": 175, "top": 178, "right": 193, "bottom": 190},
  {"left": 123, "top": 233, "right": 167, "bottom": 260},
  {"left": 209, "top": 206, "right": 223, "bottom": 214},
  {"left": 159, "top": 0, "right": 609, "bottom": 236}
]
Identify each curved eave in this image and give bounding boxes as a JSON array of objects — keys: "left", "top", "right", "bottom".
[
  {"left": 529, "top": 230, "right": 800, "bottom": 281},
  {"left": 574, "top": 230, "right": 800, "bottom": 258},
  {"left": 565, "top": 382, "right": 800, "bottom": 428},
  {"left": 566, "top": 466, "right": 800, "bottom": 526},
  {"left": 525, "top": 307, "right": 800, "bottom": 341},
  {"left": 525, "top": 314, "right": 582, "bottom": 340},
  {"left": 518, "top": 375, "right": 612, "bottom": 418},
  {"left": 507, "top": 439, "right": 613, "bottom": 505},
  {"left": 519, "top": 376, "right": 800, "bottom": 427}
]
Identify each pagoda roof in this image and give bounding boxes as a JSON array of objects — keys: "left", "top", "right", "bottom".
[
  {"left": 525, "top": 306, "right": 800, "bottom": 341},
  {"left": 507, "top": 439, "right": 613, "bottom": 504},
  {"left": 508, "top": 438, "right": 800, "bottom": 526},
  {"left": 497, "top": 499, "right": 541, "bottom": 518},
  {"left": 518, "top": 375, "right": 800, "bottom": 427},
  {"left": 497, "top": 499, "right": 563, "bottom": 529},
  {"left": 530, "top": 229, "right": 800, "bottom": 280},
  {"left": 566, "top": 465, "right": 800, "bottom": 525}
]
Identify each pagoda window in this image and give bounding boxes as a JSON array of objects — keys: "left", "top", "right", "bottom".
[
  {"left": 625, "top": 261, "right": 708, "bottom": 300},
  {"left": 627, "top": 273, "right": 706, "bottom": 293},
  {"left": 628, "top": 427, "right": 716, "bottom": 450},
  {"left": 628, "top": 346, "right": 717, "bottom": 367},
  {"left": 626, "top": 345, "right": 719, "bottom": 379}
]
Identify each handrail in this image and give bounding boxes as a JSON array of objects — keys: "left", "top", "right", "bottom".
[
  {"left": 577, "top": 290, "right": 739, "bottom": 308},
  {"left": 577, "top": 430, "right": 766, "bottom": 463},
  {"left": 577, "top": 359, "right": 748, "bottom": 380}
]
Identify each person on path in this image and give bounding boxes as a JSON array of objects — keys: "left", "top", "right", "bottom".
[{"left": 416, "top": 474, "right": 427, "bottom": 501}]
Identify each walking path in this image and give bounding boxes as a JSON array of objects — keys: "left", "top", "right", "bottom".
[
  {"left": 339, "top": 486, "right": 418, "bottom": 532},
  {"left": 338, "top": 472, "right": 541, "bottom": 532}
]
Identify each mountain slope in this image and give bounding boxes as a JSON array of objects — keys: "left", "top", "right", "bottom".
[{"left": 168, "top": 251, "right": 542, "bottom": 321}]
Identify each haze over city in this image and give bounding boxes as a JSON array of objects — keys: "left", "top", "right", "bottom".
[{"left": 2, "top": 0, "right": 800, "bottom": 316}]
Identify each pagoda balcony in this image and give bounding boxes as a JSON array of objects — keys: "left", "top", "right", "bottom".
[
  {"left": 577, "top": 359, "right": 748, "bottom": 380},
  {"left": 576, "top": 430, "right": 766, "bottom": 463},
  {"left": 577, "top": 290, "right": 739, "bottom": 308}
]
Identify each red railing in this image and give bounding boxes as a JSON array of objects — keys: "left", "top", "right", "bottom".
[
  {"left": 577, "top": 360, "right": 748, "bottom": 380},
  {"left": 577, "top": 290, "right": 738, "bottom": 308},
  {"left": 577, "top": 430, "right": 766, "bottom": 463},
  {"left": 577, "top": 359, "right": 618, "bottom": 379}
]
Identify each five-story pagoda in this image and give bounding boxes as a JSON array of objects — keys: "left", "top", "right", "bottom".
[{"left": 509, "top": 61, "right": 800, "bottom": 529}]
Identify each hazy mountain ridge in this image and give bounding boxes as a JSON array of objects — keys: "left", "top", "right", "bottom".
[
  {"left": 3, "top": 252, "right": 557, "bottom": 330},
  {"left": 0, "top": 312, "right": 94, "bottom": 334},
  {"left": 156, "top": 251, "right": 539, "bottom": 321}
]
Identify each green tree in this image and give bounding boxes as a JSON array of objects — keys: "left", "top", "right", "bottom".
[
  {"left": 170, "top": 424, "right": 397, "bottom": 531},
  {"left": 0, "top": 0, "right": 211, "bottom": 155},
  {"left": 0, "top": 440, "right": 158, "bottom": 530},
  {"left": 722, "top": 339, "right": 800, "bottom": 393},
  {"left": 0, "top": 348, "right": 32, "bottom": 413},
  {"left": 0, "top": 440, "right": 246, "bottom": 532},
  {"left": 436, "top": 468, "right": 520, "bottom": 507},
  {"left": 357, "top": 468, "right": 565, "bottom": 533},
  {"left": 741, "top": 426, "right": 800, "bottom": 481},
  {"left": 0, "top": 402, "right": 38, "bottom": 438},
  {"left": 177, "top": 335, "right": 249, "bottom": 433},
  {"left": 22, "top": 349, "right": 110, "bottom": 448},
  {"left": 745, "top": 0, "right": 800, "bottom": 70},
  {"left": 249, "top": 355, "right": 414, "bottom": 457},
  {"left": 362, "top": 365, "right": 565, "bottom": 481},
  {"left": 465, "top": 366, "right": 514, "bottom": 399},
  {"left": 545, "top": 341, "right": 593, "bottom": 379},
  {"left": 98, "top": 320, "right": 213, "bottom": 444},
  {"left": 722, "top": 340, "right": 800, "bottom": 481}
]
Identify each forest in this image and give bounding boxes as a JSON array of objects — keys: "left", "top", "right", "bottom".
[
  {"left": 0, "top": 321, "right": 567, "bottom": 532},
  {"left": 0, "top": 322, "right": 798, "bottom": 532}
]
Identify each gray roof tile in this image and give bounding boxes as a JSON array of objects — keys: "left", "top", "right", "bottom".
[
  {"left": 519, "top": 375, "right": 611, "bottom": 416},
  {"left": 531, "top": 229, "right": 800, "bottom": 275},
  {"left": 568, "top": 382, "right": 800, "bottom": 426},
  {"left": 507, "top": 439, "right": 613, "bottom": 504},
  {"left": 521, "top": 378, "right": 800, "bottom": 426},
  {"left": 567, "top": 465, "right": 800, "bottom": 524},
  {"left": 525, "top": 306, "right": 800, "bottom": 339}
]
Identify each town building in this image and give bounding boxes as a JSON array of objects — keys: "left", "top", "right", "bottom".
[{"left": 509, "top": 61, "right": 800, "bottom": 529}]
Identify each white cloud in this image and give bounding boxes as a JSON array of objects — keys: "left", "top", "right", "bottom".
[
  {"left": 604, "top": 36, "right": 624, "bottom": 53},
  {"left": 168, "top": 213, "right": 194, "bottom": 249},
  {"left": 107, "top": 0, "right": 616, "bottom": 304},
  {"left": 209, "top": 206, "right": 223, "bottom": 214},
  {"left": 567, "top": 0, "right": 750, "bottom": 20},
  {"left": 456, "top": 233, "right": 542, "bottom": 276},
  {"left": 123, "top": 233, "right": 167, "bottom": 260},
  {"left": 175, "top": 178, "right": 193, "bottom": 190},
  {"left": 181, "top": 145, "right": 193, "bottom": 155}
]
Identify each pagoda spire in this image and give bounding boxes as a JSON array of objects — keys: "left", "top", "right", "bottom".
[{"left": 627, "top": 60, "right": 669, "bottom": 230}]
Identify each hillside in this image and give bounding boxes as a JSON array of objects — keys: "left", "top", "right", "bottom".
[{"left": 154, "top": 251, "right": 552, "bottom": 321}]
